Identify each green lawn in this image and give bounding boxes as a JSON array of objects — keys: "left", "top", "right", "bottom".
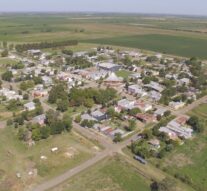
[
  {"left": 0, "top": 127, "right": 99, "bottom": 191},
  {"left": 84, "top": 34, "right": 207, "bottom": 59},
  {"left": 150, "top": 104, "right": 207, "bottom": 191},
  {"left": 50, "top": 155, "right": 150, "bottom": 191},
  {"left": 116, "top": 70, "right": 133, "bottom": 79}
]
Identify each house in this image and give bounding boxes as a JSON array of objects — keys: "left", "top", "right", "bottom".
[
  {"left": 169, "top": 101, "right": 185, "bottom": 110},
  {"left": 129, "top": 73, "right": 142, "bottom": 79},
  {"left": 178, "top": 78, "right": 190, "bottom": 86},
  {"left": 28, "top": 49, "right": 41, "bottom": 56},
  {"left": 42, "top": 76, "right": 53, "bottom": 87},
  {"left": 104, "top": 73, "right": 123, "bottom": 87},
  {"left": 148, "top": 90, "right": 162, "bottom": 101},
  {"left": 88, "top": 71, "right": 108, "bottom": 81},
  {"left": 128, "top": 85, "right": 147, "bottom": 97},
  {"left": 81, "top": 114, "right": 97, "bottom": 121},
  {"left": 91, "top": 110, "right": 107, "bottom": 121},
  {"left": 32, "top": 114, "right": 46, "bottom": 125},
  {"left": 159, "top": 116, "right": 193, "bottom": 139},
  {"left": 154, "top": 108, "right": 168, "bottom": 117},
  {"left": 33, "top": 90, "right": 48, "bottom": 98},
  {"left": 148, "top": 139, "right": 160, "bottom": 149},
  {"left": 24, "top": 102, "right": 36, "bottom": 111},
  {"left": 0, "top": 88, "right": 23, "bottom": 100},
  {"left": 98, "top": 62, "right": 121, "bottom": 72},
  {"left": 117, "top": 99, "right": 136, "bottom": 110},
  {"left": 144, "top": 81, "right": 164, "bottom": 93},
  {"left": 135, "top": 100, "right": 152, "bottom": 112},
  {"left": 109, "top": 129, "right": 125, "bottom": 138},
  {"left": 135, "top": 113, "right": 156, "bottom": 123}
]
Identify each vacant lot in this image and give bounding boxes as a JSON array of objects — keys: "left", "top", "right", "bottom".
[
  {"left": 85, "top": 34, "right": 207, "bottom": 59},
  {"left": 0, "top": 127, "right": 99, "bottom": 191},
  {"left": 151, "top": 104, "right": 207, "bottom": 191},
  {"left": 50, "top": 155, "right": 150, "bottom": 191}
]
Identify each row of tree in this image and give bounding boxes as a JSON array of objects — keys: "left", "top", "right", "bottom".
[{"left": 15, "top": 40, "right": 78, "bottom": 52}]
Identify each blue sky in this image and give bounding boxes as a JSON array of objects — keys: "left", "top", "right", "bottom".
[{"left": 0, "top": 0, "right": 206, "bottom": 16}]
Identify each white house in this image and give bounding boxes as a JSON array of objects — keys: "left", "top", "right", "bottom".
[
  {"left": 169, "top": 101, "right": 185, "bottom": 110},
  {"left": 24, "top": 102, "right": 36, "bottom": 111}
]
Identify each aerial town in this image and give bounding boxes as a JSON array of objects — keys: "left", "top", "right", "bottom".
[
  {"left": 0, "top": 38, "right": 206, "bottom": 190},
  {"left": 0, "top": 4, "right": 207, "bottom": 191}
]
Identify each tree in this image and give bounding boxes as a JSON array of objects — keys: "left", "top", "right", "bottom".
[
  {"left": 23, "top": 93, "right": 29, "bottom": 100},
  {"left": 32, "top": 128, "right": 41, "bottom": 141},
  {"left": 45, "top": 109, "right": 60, "bottom": 125},
  {"left": 150, "top": 181, "right": 159, "bottom": 191},
  {"left": 9, "top": 44, "right": 14, "bottom": 50},
  {"left": 63, "top": 115, "right": 73, "bottom": 131},
  {"left": 48, "top": 84, "right": 68, "bottom": 104},
  {"left": 50, "top": 120, "right": 64, "bottom": 135},
  {"left": 6, "top": 99, "right": 22, "bottom": 111},
  {"left": 157, "top": 178, "right": 176, "bottom": 191},
  {"left": 106, "top": 107, "right": 116, "bottom": 118},
  {"left": 1, "top": 49, "right": 8, "bottom": 57},
  {"left": 57, "top": 99, "right": 68, "bottom": 112},
  {"left": 2, "top": 41, "right": 7, "bottom": 49},
  {"left": 20, "top": 80, "right": 35, "bottom": 91},
  {"left": 7, "top": 119, "right": 13, "bottom": 126},
  {"left": 40, "top": 126, "right": 50, "bottom": 139},
  {"left": 2, "top": 71, "right": 13, "bottom": 81},
  {"left": 128, "top": 108, "right": 141, "bottom": 116},
  {"left": 113, "top": 133, "right": 122, "bottom": 143},
  {"left": 18, "top": 128, "right": 30, "bottom": 141},
  {"left": 187, "top": 116, "right": 203, "bottom": 133},
  {"left": 127, "top": 119, "right": 136, "bottom": 131},
  {"left": 62, "top": 49, "right": 73, "bottom": 56},
  {"left": 75, "top": 115, "right": 81, "bottom": 123}
]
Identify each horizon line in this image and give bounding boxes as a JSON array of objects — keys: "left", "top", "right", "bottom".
[{"left": 0, "top": 11, "right": 207, "bottom": 18}]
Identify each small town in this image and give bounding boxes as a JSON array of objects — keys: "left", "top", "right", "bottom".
[
  {"left": 0, "top": 40, "right": 206, "bottom": 190},
  {"left": 0, "top": 3, "right": 207, "bottom": 191}
]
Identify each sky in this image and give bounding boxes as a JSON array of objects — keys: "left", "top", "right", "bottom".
[{"left": 0, "top": 0, "right": 206, "bottom": 16}]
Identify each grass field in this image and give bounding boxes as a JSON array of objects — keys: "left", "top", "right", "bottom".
[
  {"left": 84, "top": 34, "right": 207, "bottom": 59},
  {"left": 150, "top": 104, "right": 207, "bottom": 191},
  {"left": 50, "top": 155, "right": 151, "bottom": 191},
  {"left": 115, "top": 70, "right": 133, "bottom": 79},
  {"left": 0, "top": 127, "right": 100, "bottom": 191}
]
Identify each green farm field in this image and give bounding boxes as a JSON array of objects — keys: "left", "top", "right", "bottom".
[
  {"left": 49, "top": 155, "right": 151, "bottom": 191},
  {"left": 84, "top": 34, "right": 207, "bottom": 59},
  {"left": 1, "top": 14, "right": 207, "bottom": 59}
]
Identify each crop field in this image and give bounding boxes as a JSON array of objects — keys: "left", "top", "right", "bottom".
[
  {"left": 49, "top": 155, "right": 150, "bottom": 191},
  {"left": 84, "top": 34, "right": 207, "bottom": 59},
  {"left": 0, "top": 14, "right": 207, "bottom": 59},
  {"left": 150, "top": 104, "right": 207, "bottom": 191},
  {"left": 0, "top": 127, "right": 100, "bottom": 191}
]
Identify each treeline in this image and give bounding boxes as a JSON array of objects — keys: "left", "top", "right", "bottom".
[{"left": 15, "top": 40, "right": 78, "bottom": 52}]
